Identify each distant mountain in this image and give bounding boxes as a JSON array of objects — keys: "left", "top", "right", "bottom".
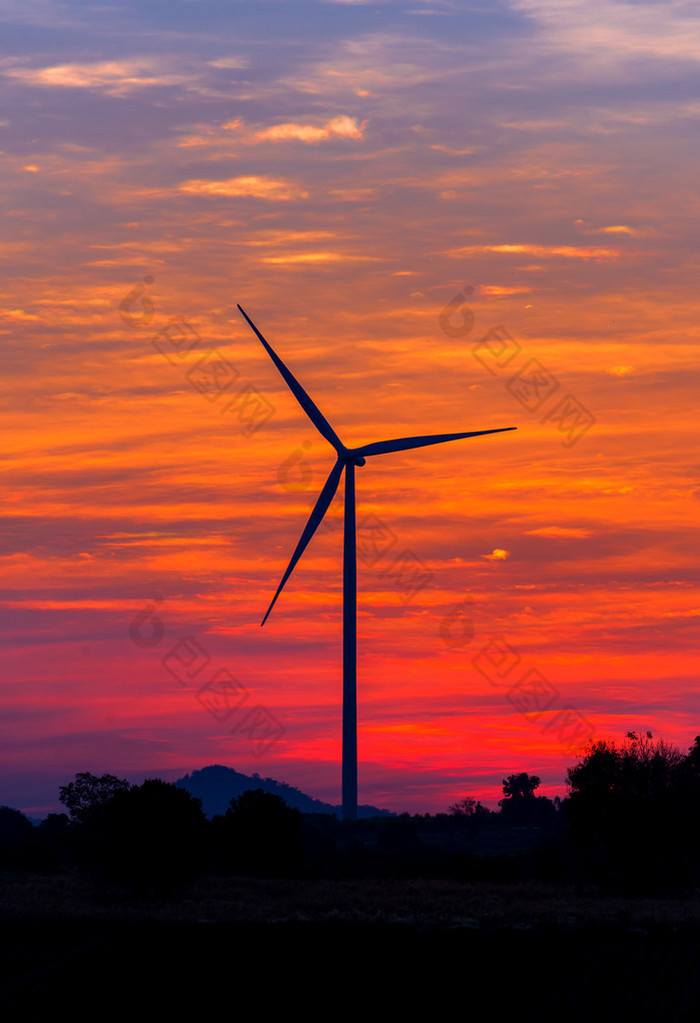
[{"left": 174, "top": 765, "right": 394, "bottom": 819}]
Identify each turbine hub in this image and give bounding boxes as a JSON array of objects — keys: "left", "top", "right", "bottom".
[{"left": 341, "top": 448, "right": 365, "bottom": 467}]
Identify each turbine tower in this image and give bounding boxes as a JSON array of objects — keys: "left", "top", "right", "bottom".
[{"left": 238, "top": 305, "right": 516, "bottom": 820}]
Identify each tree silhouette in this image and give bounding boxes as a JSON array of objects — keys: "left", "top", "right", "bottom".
[
  {"left": 93, "top": 778, "right": 207, "bottom": 894},
  {"left": 499, "top": 772, "right": 539, "bottom": 823},
  {"left": 218, "top": 788, "right": 302, "bottom": 876},
  {"left": 58, "top": 771, "right": 130, "bottom": 825},
  {"left": 448, "top": 796, "right": 490, "bottom": 817},
  {"left": 565, "top": 731, "right": 696, "bottom": 893},
  {"left": 449, "top": 796, "right": 476, "bottom": 816},
  {"left": 500, "top": 772, "right": 541, "bottom": 802},
  {"left": 498, "top": 773, "right": 558, "bottom": 828},
  {"left": 0, "top": 806, "right": 35, "bottom": 869}
]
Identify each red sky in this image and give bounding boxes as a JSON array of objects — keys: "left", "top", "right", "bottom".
[{"left": 1, "top": 0, "right": 699, "bottom": 815}]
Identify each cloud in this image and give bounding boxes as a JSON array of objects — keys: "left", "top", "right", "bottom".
[
  {"left": 597, "top": 225, "right": 640, "bottom": 235},
  {"left": 482, "top": 549, "right": 511, "bottom": 561},
  {"left": 0, "top": 58, "right": 194, "bottom": 96},
  {"left": 0, "top": 308, "right": 42, "bottom": 322},
  {"left": 574, "top": 221, "right": 657, "bottom": 238},
  {"left": 240, "top": 230, "right": 339, "bottom": 247},
  {"left": 509, "top": 0, "right": 700, "bottom": 64},
  {"left": 259, "top": 252, "right": 382, "bottom": 264},
  {"left": 451, "top": 243, "right": 620, "bottom": 261},
  {"left": 499, "top": 120, "right": 570, "bottom": 131},
  {"left": 254, "top": 115, "right": 367, "bottom": 143},
  {"left": 328, "top": 187, "right": 377, "bottom": 201},
  {"left": 281, "top": 31, "right": 458, "bottom": 96},
  {"left": 207, "top": 56, "right": 250, "bottom": 69},
  {"left": 171, "top": 116, "right": 366, "bottom": 155},
  {"left": 478, "top": 285, "right": 531, "bottom": 296},
  {"left": 524, "top": 527, "right": 593, "bottom": 539},
  {"left": 178, "top": 176, "right": 309, "bottom": 200},
  {"left": 429, "top": 144, "right": 481, "bottom": 155},
  {"left": 596, "top": 225, "right": 656, "bottom": 237}
]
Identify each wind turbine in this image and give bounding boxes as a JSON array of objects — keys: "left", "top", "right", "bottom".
[{"left": 238, "top": 304, "right": 516, "bottom": 820}]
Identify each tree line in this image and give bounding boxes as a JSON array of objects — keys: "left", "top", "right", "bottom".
[{"left": 2, "top": 731, "right": 700, "bottom": 896}]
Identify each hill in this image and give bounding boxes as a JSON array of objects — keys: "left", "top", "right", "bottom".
[{"left": 174, "top": 765, "right": 394, "bottom": 819}]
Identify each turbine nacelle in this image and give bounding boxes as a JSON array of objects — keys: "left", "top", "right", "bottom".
[{"left": 340, "top": 448, "right": 366, "bottom": 467}]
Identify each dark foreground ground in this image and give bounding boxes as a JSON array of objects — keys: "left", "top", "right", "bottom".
[{"left": 3, "top": 874, "right": 700, "bottom": 1018}]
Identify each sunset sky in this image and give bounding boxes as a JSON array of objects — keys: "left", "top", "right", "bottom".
[{"left": 2, "top": 0, "right": 699, "bottom": 816}]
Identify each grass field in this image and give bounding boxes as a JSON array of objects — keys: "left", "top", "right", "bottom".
[
  {"left": 3, "top": 874, "right": 700, "bottom": 1017},
  {"left": 3, "top": 872, "right": 700, "bottom": 929}
]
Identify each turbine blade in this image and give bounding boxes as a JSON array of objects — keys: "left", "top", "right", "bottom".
[
  {"left": 261, "top": 459, "right": 344, "bottom": 626},
  {"left": 353, "top": 427, "right": 517, "bottom": 458},
  {"left": 238, "top": 304, "right": 344, "bottom": 454}
]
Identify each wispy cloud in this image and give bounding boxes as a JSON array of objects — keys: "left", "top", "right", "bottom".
[
  {"left": 207, "top": 56, "right": 250, "bottom": 69},
  {"left": 281, "top": 31, "right": 461, "bottom": 95},
  {"left": 172, "top": 116, "right": 367, "bottom": 154},
  {"left": 0, "top": 58, "right": 195, "bottom": 96},
  {"left": 510, "top": 0, "right": 700, "bottom": 64},
  {"left": 524, "top": 527, "right": 593, "bottom": 539},
  {"left": 259, "top": 251, "right": 382, "bottom": 264},
  {"left": 178, "top": 176, "right": 309, "bottom": 200},
  {"left": 450, "top": 243, "right": 620, "bottom": 261},
  {"left": 478, "top": 285, "right": 531, "bottom": 295},
  {"left": 593, "top": 225, "right": 656, "bottom": 238}
]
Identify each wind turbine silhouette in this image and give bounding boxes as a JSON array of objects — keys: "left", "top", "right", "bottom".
[{"left": 238, "top": 304, "right": 516, "bottom": 820}]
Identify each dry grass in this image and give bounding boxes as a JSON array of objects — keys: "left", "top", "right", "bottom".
[{"left": 3, "top": 872, "right": 700, "bottom": 932}]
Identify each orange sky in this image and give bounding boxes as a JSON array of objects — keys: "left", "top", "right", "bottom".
[{"left": 1, "top": 0, "right": 699, "bottom": 814}]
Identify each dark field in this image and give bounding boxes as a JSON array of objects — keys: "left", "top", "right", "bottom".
[
  {"left": 2, "top": 874, "right": 700, "bottom": 1017},
  {"left": 4, "top": 872, "right": 700, "bottom": 928}
]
